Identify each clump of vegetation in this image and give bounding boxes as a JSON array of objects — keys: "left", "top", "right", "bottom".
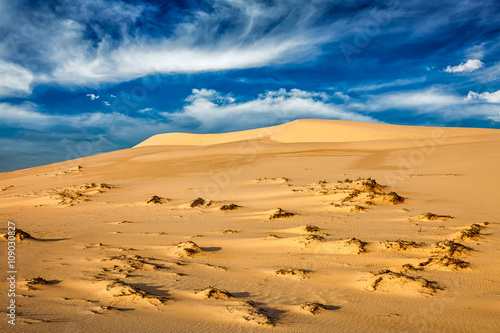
[
  {"left": 350, "top": 205, "right": 366, "bottom": 212},
  {"left": 53, "top": 189, "right": 88, "bottom": 205},
  {"left": 26, "top": 277, "right": 48, "bottom": 286},
  {"left": 174, "top": 241, "right": 203, "bottom": 256},
  {"left": 419, "top": 212, "right": 453, "bottom": 221},
  {"left": 385, "top": 191, "right": 405, "bottom": 204},
  {"left": 433, "top": 240, "right": 471, "bottom": 257},
  {"left": 2, "top": 229, "right": 36, "bottom": 241},
  {"left": 228, "top": 300, "right": 274, "bottom": 326},
  {"left": 190, "top": 197, "right": 206, "bottom": 208},
  {"left": 106, "top": 279, "right": 169, "bottom": 304},
  {"left": 344, "top": 178, "right": 353, "bottom": 183},
  {"left": 221, "top": 230, "right": 238, "bottom": 234},
  {"left": 220, "top": 204, "right": 240, "bottom": 211},
  {"left": 300, "top": 302, "right": 327, "bottom": 314},
  {"left": 341, "top": 189, "right": 361, "bottom": 203},
  {"left": 383, "top": 239, "right": 424, "bottom": 251},
  {"left": 299, "top": 234, "right": 325, "bottom": 246},
  {"left": 345, "top": 238, "right": 368, "bottom": 253},
  {"left": 459, "top": 223, "right": 486, "bottom": 240},
  {"left": 401, "top": 263, "right": 422, "bottom": 272},
  {"left": 419, "top": 256, "right": 470, "bottom": 270},
  {"left": 361, "top": 178, "right": 384, "bottom": 192},
  {"left": 275, "top": 268, "right": 310, "bottom": 277},
  {"left": 269, "top": 208, "right": 296, "bottom": 219},
  {"left": 82, "top": 183, "right": 113, "bottom": 191},
  {"left": 197, "top": 286, "right": 234, "bottom": 299},
  {"left": 145, "top": 195, "right": 168, "bottom": 205},
  {"left": 371, "top": 269, "right": 443, "bottom": 294},
  {"left": 304, "top": 225, "right": 320, "bottom": 233},
  {"left": 26, "top": 277, "right": 49, "bottom": 290}
]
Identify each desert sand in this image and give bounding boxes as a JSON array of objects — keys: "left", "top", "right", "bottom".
[{"left": 1, "top": 119, "right": 499, "bottom": 332}]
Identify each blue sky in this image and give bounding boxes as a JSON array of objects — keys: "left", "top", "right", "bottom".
[{"left": 1, "top": 0, "right": 500, "bottom": 171}]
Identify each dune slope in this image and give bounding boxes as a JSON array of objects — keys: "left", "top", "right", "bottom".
[{"left": 1, "top": 119, "right": 499, "bottom": 332}]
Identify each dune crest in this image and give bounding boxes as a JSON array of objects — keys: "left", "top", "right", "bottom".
[{"left": 135, "top": 119, "right": 500, "bottom": 147}]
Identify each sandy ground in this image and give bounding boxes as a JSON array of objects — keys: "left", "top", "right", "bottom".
[{"left": 1, "top": 119, "right": 499, "bottom": 332}]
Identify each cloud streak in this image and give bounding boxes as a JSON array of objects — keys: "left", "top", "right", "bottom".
[{"left": 0, "top": 0, "right": 341, "bottom": 88}]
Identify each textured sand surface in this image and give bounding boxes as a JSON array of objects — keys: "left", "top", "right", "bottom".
[{"left": 1, "top": 119, "right": 499, "bottom": 332}]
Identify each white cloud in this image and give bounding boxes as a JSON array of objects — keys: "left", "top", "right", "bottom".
[
  {"left": 103, "top": 101, "right": 110, "bottom": 106},
  {"left": 465, "top": 90, "right": 500, "bottom": 103},
  {"left": 162, "top": 88, "right": 377, "bottom": 132},
  {"left": 86, "top": 93, "right": 100, "bottom": 100},
  {"left": 0, "top": 0, "right": 344, "bottom": 88},
  {"left": 444, "top": 59, "right": 484, "bottom": 73},
  {"left": 0, "top": 60, "right": 34, "bottom": 97}
]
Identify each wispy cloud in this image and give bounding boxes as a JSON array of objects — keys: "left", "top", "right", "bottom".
[
  {"left": 0, "top": 60, "right": 34, "bottom": 97},
  {"left": 347, "top": 77, "right": 427, "bottom": 93},
  {"left": 1, "top": 0, "right": 342, "bottom": 88}
]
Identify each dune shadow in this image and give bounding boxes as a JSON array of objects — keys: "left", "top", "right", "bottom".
[
  {"left": 202, "top": 246, "right": 222, "bottom": 252},
  {"left": 46, "top": 279, "right": 61, "bottom": 285},
  {"left": 39, "top": 238, "right": 71, "bottom": 242},
  {"left": 231, "top": 291, "right": 251, "bottom": 298},
  {"left": 325, "top": 305, "right": 341, "bottom": 311},
  {"left": 133, "top": 283, "right": 170, "bottom": 298}
]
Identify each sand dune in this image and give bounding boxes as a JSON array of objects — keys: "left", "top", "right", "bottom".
[
  {"left": 136, "top": 118, "right": 500, "bottom": 147},
  {"left": 1, "top": 119, "right": 499, "bottom": 332}
]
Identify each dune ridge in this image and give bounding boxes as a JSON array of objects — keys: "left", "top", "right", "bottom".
[{"left": 135, "top": 119, "right": 500, "bottom": 147}]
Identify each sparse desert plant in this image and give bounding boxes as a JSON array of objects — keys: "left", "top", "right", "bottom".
[
  {"left": 299, "top": 234, "right": 325, "bottom": 245},
  {"left": 341, "top": 189, "right": 361, "bottom": 203},
  {"left": 267, "top": 234, "right": 280, "bottom": 239},
  {"left": 419, "top": 256, "right": 470, "bottom": 270},
  {"left": 190, "top": 197, "right": 206, "bottom": 208},
  {"left": 26, "top": 277, "right": 48, "bottom": 286},
  {"left": 220, "top": 204, "right": 240, "bottom": 211},
  {"left": 2, "top": 228, "right": 36, "bottom": 241},
  {"left": 304, "top": 225, "right": 320, "bottom": 233},
  {"left": 197, "top": 286, "right": 234, "bottom": 299},
  {"left": 221, "top": 230, "right": 238, "bottom": 234},
  {"left": 401, "top": 263, "right": 422, "bottom": 272},
  {"left": 419, "top": 212, "right": 453, "bottom": 221},
  {"left": 269, "top": 208, "right": 296, "bottom": 219},
  {"left": 433, "top": 240, "right": 471, "bottom": 257},
  {"left": 345, "top": 238, "right": 368, "bottom": 253},
  {"left": 300, "top": 302, "right": 327, "bottom": 314},
  {"left": 351, "top": 205, "right": 366, "bottom": 212},
  {"left": 383, "top": 239, "right": 424, "bottom": 251},
  {"left": 371, "top": 269, "right": 442, "bottom": 294},
  {"left": 275, "top": 268, "right": 310, "bottom": 277},
  {"left": 145, "top": 195, "right": 168, "bottom": 205},
  {"left": 227, "top": 301, "right": 274, "bottom": 326},
  {"left": 174, "top": 241, "right": 203, "bottom": 256},
  {"left": 361, "top": 178, "right": 384, "bottom": 192},
  {"left": 459, "top": 223, "right": 486, "bottom": 240},
  {"left": 385, "top": 191, "right": 405, "bottom": 204}
]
